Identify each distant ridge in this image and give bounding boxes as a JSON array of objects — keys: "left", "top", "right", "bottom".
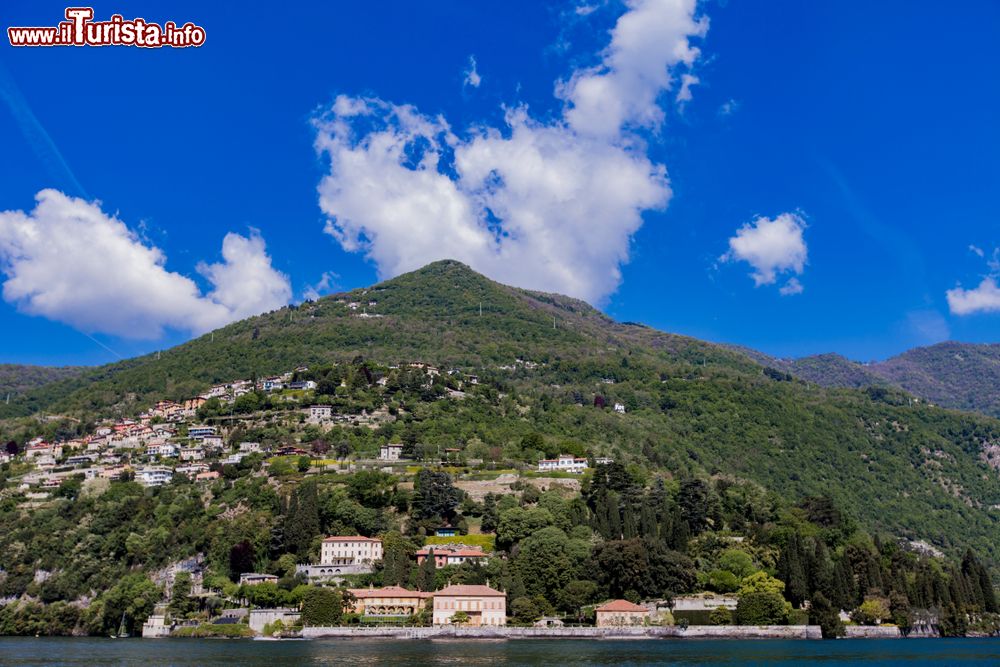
[{"left": 742, "top": 342, "right": 1000, "bottom": 418}]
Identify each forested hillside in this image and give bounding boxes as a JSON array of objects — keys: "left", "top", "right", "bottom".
[
  {"left": 0, "top": 365, "right": 83, "bottom": 399},
  {"left": 745, "top": 343, "right": 1000, "bottom": 418},
  {"left": 2, "top": 261, "right": 1000, "bottom": 561}
]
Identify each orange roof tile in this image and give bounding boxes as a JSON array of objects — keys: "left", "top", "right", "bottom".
[
  {"left": 433, "top": 584, "right": 505, "bottom": 597},
  {"left": 323, "top": 535, "right": 381, "bottom": 542},
  {"left": 348, "top": 586, "right": 431, "bottom": 599},
  {"left": 595, "top": 599, "right": 647, "bottom": 613}
]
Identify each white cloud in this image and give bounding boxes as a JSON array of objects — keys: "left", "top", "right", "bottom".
[
  {"left": 0, "top": 189, "right": 290, "bottom": 338},
  {"left": 718, "top": 98, "right": 739, "bottom": 117},
  {"left": 675, "top": 73, "right": 699, "bottom": 108},
  {"left": 303, "top": 271, "right": 338, "bottom": 301},
  {"left": 314, "top": 0, "right": 706, "bottom": 304},
  {"left": 722, "top": 212, "right": 808, "bottom": 294},
  {"left": 947, "top": 277, "right": 1000, "bottom": 316},
  {"left": 463, "top": 56, "right": 481, "bottom": 88},
  {"left": 948, "top": 247, "right": 1000, "bottom": 316},
  {"left": 196, "top": 230, "right": 292, "bottom": 322},
  {"left": 778, "top": 277, "right": 803, "bottom": 296},
  {"left": 558, "top": 0, "right": 707, "bottom": 139}
]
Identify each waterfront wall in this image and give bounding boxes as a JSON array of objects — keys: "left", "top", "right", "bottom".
[
  {"left": 844, "top": 626, "right": 902, "bottom": 639},
  {"left": 301, "top": 625, "right": 822, "bottom": 640}
]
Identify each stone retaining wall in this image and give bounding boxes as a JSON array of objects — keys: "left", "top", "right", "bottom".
[
  {"left": 301, "top": 625, "right": 822, "bottom": 640},
  {"left": 844, "top": 626, "right": 902, "bottom": 638}
]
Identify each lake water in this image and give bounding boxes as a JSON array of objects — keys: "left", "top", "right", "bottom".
[{"left": 1, "top": 637, "right": 999, "bottom": 666}]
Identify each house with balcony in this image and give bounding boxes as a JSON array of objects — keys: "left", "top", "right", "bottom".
[{"left": 537, "top": 454, "right": 589, "bottom": 474}]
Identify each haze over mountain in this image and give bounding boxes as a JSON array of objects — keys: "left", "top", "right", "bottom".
[
  {"left": 745, "top": 343, "right": 1000, "bottom": 419},
  {"left": 2, "top": 260, "right": 1000, "bottom": 562}
]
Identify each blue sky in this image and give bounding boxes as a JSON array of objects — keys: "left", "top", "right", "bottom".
[{"left": 0, "top": 0, "right": 998, "bottom": 366}]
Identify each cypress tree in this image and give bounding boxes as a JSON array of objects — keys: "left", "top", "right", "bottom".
[
  {"left": 417, "top": 549, "right": 437, "bottom": 592},
  {"left": 780, "top": 533, "right": 808, "bottom": 607}
]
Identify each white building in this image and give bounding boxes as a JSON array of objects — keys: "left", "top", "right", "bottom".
[
  {"left": 379, "top": 444, "right": 404, "bottom": 461},
  {"left": 613, "top": 403, "right": 626, "bottom": 414},
  {"left": 308, "top": 405, "right": 332, "bottom": 422},
  {"left": 239, "top": 441, "right": 263, "bottom": 453},
  {"left": 320, "top": 536, "right": 383, "bottom": 565},
  {"left": 223, "top": 452, "right": 246, "bottom": 466},
  {"left": 146, "top": 443, "right": 178, "bottom": 458},
  {"left": 537, "top": 454, "right": 589, "bottom": 474},
  {"left": 201, "top": 435, "right": 224, "bottom": 449},
  {"left": 136, "top": 466, "right": 174, "bottom": 487},
  {"left": 188, "top": 426, "right": 217, "bottom": 440},
  {"left": 179, "top": 447, "right": 204, "bottom": 461}
]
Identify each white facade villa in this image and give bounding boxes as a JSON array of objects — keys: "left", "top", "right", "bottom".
[
  {"left": 537, "top": 454, "right": 589, "bottom": 474},
  {"left": 308, "top": 405, "right": 332, "bottom": 422},
  {"left": 379, "top": 444, "right": 403, "bottom": 461},
  {"left": 320, "top": 536, "right": 383, "bottom": 565},
  {"left": 136, "top": 466, "right": 174, "bottom": 487}
]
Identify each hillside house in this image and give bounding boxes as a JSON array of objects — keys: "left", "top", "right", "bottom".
[
  {"left": 415, "top": 546, "right": 488, "bottom": 569},
  {"left": 179, "top": 447, "right": 204, "bottom": 461},
  {"left": 537, "top": 454, "right": 588, "bottom": 474},
  {"left": 379, "top": 443, "right": 404, "bottom": 461},
  {"left": 308, "top": 405, "right": 333, "bottom": 423},
  {"left": 146, "top": 443, "right": 178, "bottom": 458},
  {"left": 320, "top": 536, "right": 383, "bottom": 565},
  {"left": 188, "top": 425, "right": 217, "bottom": 440},
  {"left": 136, "top": 466, "right": 173, "bottom": 487}
]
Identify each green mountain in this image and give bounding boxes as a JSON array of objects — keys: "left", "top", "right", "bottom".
[
  {"left": 4, "top": 260, "right": 1000, "bottom": 561},
  {"left": 0, "top": 365, "right": 84, "bottom": 399},
  {"left": 745, "top": 343, "right": 1000, "bottom": 418}
]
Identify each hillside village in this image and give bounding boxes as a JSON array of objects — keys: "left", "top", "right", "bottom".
[{"left": 1, "top": 357, "right": 598, "bottom": 493}]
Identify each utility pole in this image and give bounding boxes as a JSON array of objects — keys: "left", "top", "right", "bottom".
[{"left": 479, "top": 302, "right": 482, "bottom": 317}]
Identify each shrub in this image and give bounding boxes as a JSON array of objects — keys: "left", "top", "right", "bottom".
[{"left": 709, "top": 606, "right": 732, "bottom": 625}]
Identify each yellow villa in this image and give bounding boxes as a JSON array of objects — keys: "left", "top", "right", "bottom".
[{"left": 347, "top": 586, "right": 432, "bottom": 618}]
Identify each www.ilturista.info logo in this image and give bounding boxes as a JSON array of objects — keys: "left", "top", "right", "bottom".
[{"left": 8, "top": 7, "right": 206, "bottom": 48}]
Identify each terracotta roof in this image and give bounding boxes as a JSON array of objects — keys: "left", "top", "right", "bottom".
[
  {"left": 348, "top": 586, "right": 431, "bottom": 599},
  {"left": 433, "top": 584, "right": 505, "bottom": 597},
  {"left": 323, "top": 535, "right": 381, "bottom": 542},
  {"left": 595, "top": 599, "right": 647, "bottom": 613},
  {"left": 415, "top": 546, "right": 487, "bottom": 556}
]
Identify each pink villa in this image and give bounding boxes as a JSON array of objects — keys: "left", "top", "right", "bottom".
[{"left": 432, "top": 584, "right": 506, "bottom": 626}]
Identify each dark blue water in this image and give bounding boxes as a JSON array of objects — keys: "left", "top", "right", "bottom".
[{"left": 1, "top": 637, "right": 999, "bottom": 666}]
